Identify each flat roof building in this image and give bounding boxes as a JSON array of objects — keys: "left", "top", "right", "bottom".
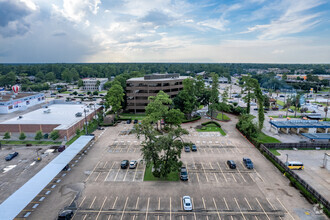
[
  {"left": 126, "top": 74, "right": 188, "bottom": 113},
  {"left": 0, "top": 92, "right": 45, "bottom": 114},
  {"left": 82, "top": 78, "right": 108, "bottom": 91},
  {"left": 0, "top": 103, "right": 101, "bottom": 140}
]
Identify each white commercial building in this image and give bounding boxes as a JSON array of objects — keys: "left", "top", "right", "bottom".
[
  {"left": 82, "top": 78, "right": 108, "bottom": 91},
  {"left": 0, "top": 92, "right": 45, "bottom": 114}
]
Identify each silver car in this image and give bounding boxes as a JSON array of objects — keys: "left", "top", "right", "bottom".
[
  {"left": 129, "top": 160, "right": 137, "bottom": 169},
  {"left": 182, "top": 196, "right": 192, "bottom": 211}
]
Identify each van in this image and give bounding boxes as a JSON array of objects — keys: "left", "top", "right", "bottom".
[{"left": 286, "top": 161, "right": 304, "bottom": 170}]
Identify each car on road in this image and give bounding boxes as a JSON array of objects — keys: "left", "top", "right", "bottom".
[
  {"left": 5, "top": 152, "right": 18, "bottom": 161},
  {"left": 191, "top": 144, "right": 197, "bottom": 152},
  {"left": 227, "top": 160, "right": 236, "bottom": 169},
  {"left": 57, "top": 210, "right": 74, "bottom": 220},
  {"left": 243, "top": 158, "right": 254, "bottom": 169},
  {"left": 133, "top": 119, "right": 138, "bottom": 124},
  {"left": 184, "top": 146, "right": 190, "bottom": 152},
  {"left": 182, "top": 196, "right": 192, "bottom": 211},
  {"left": 121, "top": 160, "right": 129, "bottom": 169},
  {"left": 288, "top": 109, "right": 294, "bottom": 113},
  {"left": 127, "top": 119, "right": 132, "bottom": 124},
  {"left": 180, "top": 167, "right": 188, "bottom": 181},
  {"left": 129, "top": 160, "right": 137, "bottom": 169}
]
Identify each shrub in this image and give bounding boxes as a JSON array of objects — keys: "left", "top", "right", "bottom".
[
  {"left": 182, "top": 115, "right": 201, "bottom": 123},
  {"left": 43, "top": 133, "right": 49, "bottom": 139},
  {"left": 19, "top": 132, "right": 26, "bottom": 140},
  {"left": 93, "top": 91, "right": 99, "bottom": 96},
  {"left": 34, "top": 130, "right": 43, "bottom": 140},
  {"left": 3, "top": 131, "right": 10, "bottom": 139},
  {"left": 76, "top": 129, "right": 81, "bottom": 135},
  {"left": 50, "top": 130, "right": 60, "bottom": 140},
  {"left": 201, "top": 121, "right": 221, "bottom": 128}
]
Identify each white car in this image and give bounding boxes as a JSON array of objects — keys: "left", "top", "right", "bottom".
[
  {"left": 182, "top": 196, "right": 192, "bottom": 211},
  {"left": 129, "top": 160, "right": 137, "bottom": 169}
]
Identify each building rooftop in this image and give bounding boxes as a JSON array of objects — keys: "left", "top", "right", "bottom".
[
  {"left": 0, "top": 104, "right": 99, "bottom": 130},
  {"left": 0, "top": 92, "right": 39, "bottom": 102},
  {"left": 127, "top": 75, "right": 189, "bottom": 82},
  {"left": 270, "top": 120, "right": 330, "bottom": 128},
  {"left": 301, "top": 133, "right": 330, "bottom": 140},
  {"left": 82, "top": 78, "right": 108, "bottom": 81}
]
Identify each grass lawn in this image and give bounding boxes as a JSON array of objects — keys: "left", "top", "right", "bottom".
[
  {"left": 216, "top": 113, "right": 230, "bottom": 121},
  {"left": 120, "top": 113, "right": 146, "bottom": 120},
  {"left": 269, "top": 115, "right": 301, "bottom": 119},
  {"left": 1, "top": 140, "right": 61, "bottom": 145},
  {"left": 196, "top": 124, "right": 226, "bottom": 136},
  {"left": 60, "top": 91, "right": 71, "bottom": 94},
  {"left": 276, "top": 100, "right": 284, "bottom": 106},
  {"left": 256, "top": 132, "right": 281, "bottom": 144},
  {"left": 66, "top": 134, "right": 82, "bottom": 146},
  {"left": 198, "top": 105, "right": 204, "bottom": 110},
  {"left": 269, "top": 149, "right": 281, "bottom": 156},
  {"left": 144, "top": 165, "right": 179, "bottom": 181}
]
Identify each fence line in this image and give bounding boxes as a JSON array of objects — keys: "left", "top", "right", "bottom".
[
  {"left": 260, "top": 144, "right": 330, "bottom": 210},
  {"left": 264, "top": 142, "right": 329, "bottom": 149}
]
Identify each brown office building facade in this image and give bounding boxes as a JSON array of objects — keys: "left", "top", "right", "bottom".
[{"left": 126, "top": 74, "right": 188, "bottom": 113}]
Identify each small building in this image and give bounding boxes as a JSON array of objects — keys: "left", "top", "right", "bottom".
[
  {"left": 82, "top": 78, "right": 108, "bottom": 91},
  {"left": 126, "top": 73, "right": 188, "bottom": 113},
  {"left": 0, "top": 103, "right": 101, "bottom": 139},
  {"left": 0, "top": 92, "right": 45, "bottom": 114}
]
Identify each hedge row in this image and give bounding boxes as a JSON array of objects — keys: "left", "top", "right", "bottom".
[
  {"left": 182, "top": 116, "right": 201, "bottom": 123},
  {"left": 202, "top": 121, "right": 221, "bottom": 128}
]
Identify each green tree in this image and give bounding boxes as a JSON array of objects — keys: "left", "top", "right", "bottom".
[
  {"left": 237, "top": 114, "right": 258, "bottom": 139},
  {"left": 209, "top": 73, "right": 219, "bottom": 117},
  {"left": 93, "top": 91, "right": 99, "bottom": 96},
  {"left": 50, "top": 130, "right": 60, "bottom": 140},
  {"left": 73, "top": 91, "right": 78, "bottom": 95},
  {"left": 34, "top": 130, "right": 43, "bottom": 140},
  {"left": 241, "top": 76, "right": 255, "bottom": 114},
  {"left": 3, "top": 131, "right": 10, "bottom": 139},
  {"left": 77, "top": 79, "right": 84, "bottom": 88},
  {"left": 105, "top": 82, "right": 124, "bottom": 117},
  {"left": 45, "top": 72, "right": 56, "bottom": 82},
  {"left": 173, "top": 78, "right": 197, "bottom": 119},
  {"left": 35, "top": 71, "right": 44, "bottom": 82},
  {"left": 19, "top": 132, "right": 26, "bottom": 140}
]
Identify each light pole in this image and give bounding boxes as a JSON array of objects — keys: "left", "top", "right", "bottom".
[{"left": 285, "top": 154, "right": 289, "bottom": 166}]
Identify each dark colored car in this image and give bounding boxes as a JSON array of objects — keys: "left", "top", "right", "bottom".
[
  {"left": 127, "top": 119, "right": 132, "bottom": 124},
  {"left": 97, "top": 127, "right": 105, "bottom": 130},
  {"left": 180, "top": 167, "right": 188, "bottom": 181},
  {"left": 58, "top": 145, "right": 66, "bottom": 152},
  {"left": 133, "top": 119, "right": 138, "bottom": 124},
  {"left": 57, "top": 210, "right": 73, "bottom": 220},
  {"left": 191, "top": 145, "right": 197, "bottom": 152},
  {"left": 227, "top": 160, "right": 236, "bottom": 169},
  {"left": 121, "top": 160, "right": 129, "bottom": 169},
  {"left": 243, "top": 158, "right": 254, "bottom": 169},
  {"left": 5, "top": 152, "right": 18, "bottom": 161},
  {"left": 184, "top": 146, "right": 190, "bottom": 152}
]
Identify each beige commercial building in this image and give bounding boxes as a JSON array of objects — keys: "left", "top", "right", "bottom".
[{"left": 126, "top": 74, "right": 188, "bottom": 113}]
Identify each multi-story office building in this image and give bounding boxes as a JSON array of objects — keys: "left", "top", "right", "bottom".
[
  {"left": 82, "top": 78, "right": 108, "bottom": 91},
  {"left": 0, "top": 92, "right": 45, "bottom": 114},
  {"left": 126, "top": 74, "right": 188, "bottom": 113}
]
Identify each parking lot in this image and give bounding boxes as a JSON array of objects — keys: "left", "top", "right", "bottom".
[{"left": 26, "top": 118, "right": 325, "bottom": 220}]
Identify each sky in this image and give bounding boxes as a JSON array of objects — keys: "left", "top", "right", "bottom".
[{"left": 0, "top": 0, "right": 330, "bottom": 63}]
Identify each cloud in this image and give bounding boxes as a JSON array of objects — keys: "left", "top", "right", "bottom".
[
  {"left": 197, "top": 18, "right": 227, "bottom": 31},
  {"left": 52, "top": 0, "right": 101, "bottom": 23},
  {"left": 272, "top": 49, "right": 284, "bottom": 54},
  {"left": 245, "top": 0, "right": 324, "bottom": 39},
  {"left": 52, "top": 31, "right": 67, "bottom": 37},
  {"left": 0, "top": 0, "right": 37, "bottom": 37},
  {"left": 139, "top": 10, "right": 174, "bottom": 26}
]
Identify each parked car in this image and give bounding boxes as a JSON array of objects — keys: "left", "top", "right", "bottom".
[
  {"left": 184, "top": 146, "right": 190, "bottom": 152},
  {"left": 191, "top": 144, "right": 197, "bottom": 152},
  {"left": 182, "top": 196, "right": 193, "bottom": 211},
  {"left": 180, "top": 167, "right": 188, "bottom": 181},
  {"left": 288, "top": 109, "right": 294, "bottom": 113},
  {"left": 227, "top": 160, "right": 236, "bottom": 169},
  {"left": 58, "top": 145, "right": 66, "bottom": 152},
  {"left": 129, "top": 160, "right": 137, "bottom": 169},
  {"left": 243, "top": 158, "right": 254, "bottom": 169},
  {"left": 5, "top": 152, "right": 18, "bottom": 161},
  {"left": 57, "top": 210, "right": 74, "bottom": 220},
  {"left": 127, "top": 119, "right": 132, "bottom": 124},
  {"left": 97, "top": 127, "right": 105, "bottom": 130},
  {"left": 100, "top": 94, "right": 105, "bottom": 97},
  {"left": 78, "top": 94, "right": 84, "bottom": 96},
  {"left": 253, "top": 108, "right": 258, "bottom": 110},
  {"left": 279, "top": 95, "right": 285, "bottom": 97},
  {"left": 121, "top": 160, "right": 129, "bottom": 169},
  {"left": 133, "top": 119, "right": 138, "bottom": 124}
]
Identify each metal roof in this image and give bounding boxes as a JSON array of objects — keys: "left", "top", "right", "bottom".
[
  {"left": 269, "top": 120, "right": 330, "bottom": 128},
  {"left": 0, "top": 135, "right": 94, "bottom": 220},
  {"left": 301, "top": 133, "right": 330, "bottom": 140}
]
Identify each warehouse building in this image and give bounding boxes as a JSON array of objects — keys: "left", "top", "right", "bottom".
[
  {"left": 126, "top": 73, "right": 188, "bottom": 113},
  {"left": 0, "top": 92, "right": 45, "bottom": 114},
  {"left": 0, "top": 103, "right": 101, "bottom": 140}
]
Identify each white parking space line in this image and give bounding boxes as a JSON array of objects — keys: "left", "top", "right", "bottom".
[
  {"left": 234, "top": 197, "right": 246, "bottom": 220},
  {"left": 213, "top": 198, "right": 222, "bottom": 220},
  {"left": 277, "top": 198, "right": 295, "bottom": 220},
  {"left": 158, "top": 197, "right": 161, "bottom": 210},
  {"left": 266, "top": 198, "right": 276, "bottom": 210},
  {"left": 145, "top": 197, "right": 150, "bottom": 220},
  {"left": 123, "top": 167, "right": 129, "bottom": 181},
  {"left": 201, "top": 163, "right": 209, "bottom": 182},
  {"left": 217, "top": 162, "right": 227, "bottom": 182},
  {"left": 85, "top": 161, "right": 101, "bottom": 182},
  {"left": 111, "top": 196, "right": 118, "bottom": 209},
  {"left": 255, "top": 171, "right": 265, "bottom": 182},
  {"left": 244, "top": 197, "right": 252, "bottom": 210},
  {"left": 94, "top": 172, "right": 101, "bottom": 182},
  {"left": 223, "top": 197, "right": 229, "bottom": 210},
  {"left": 237, "top": 168, "right": 247, "bottom": 182},
  {"left": 104, "top": 162, "right": 116, "bottom": 182},
  {"left": 89, "top": 196, "right": 97, "bottom": 209},
  {"left": 231, "top": 173, "right": 237, "bottom": 182},
  {"left": 96, "top": 197, "right": 107, "bottom": 220},
  {"left": 114, "top": 168, "right": 121, "bottom": 181},
  {"left": 170, "top": 197, "right": 172, "bottom": 220},
  {"left": 120, "top": 197, "right": 129, "bottom": 220},
  {"left": 209, "top": 162, "right": 218, "bottom": 183},
  {"left": 202, "top": 197, "right": 209, "bottom": 220},
  {"left": 256, "top": 198, "right": 270, "bottom": 220},
  {"left": 72, "top": 196, "right": 86, "bottom": 219}
]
